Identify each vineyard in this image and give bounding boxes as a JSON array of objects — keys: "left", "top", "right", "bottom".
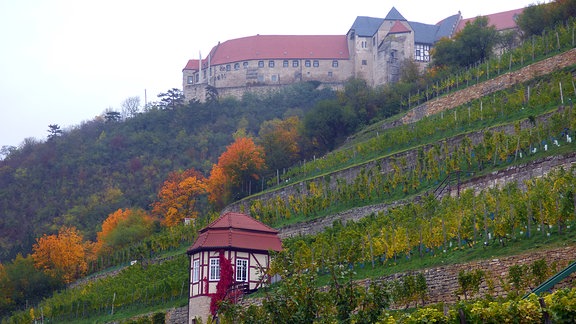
[{"left": 4, "top": 14, "right": 576, "bottom": 324}]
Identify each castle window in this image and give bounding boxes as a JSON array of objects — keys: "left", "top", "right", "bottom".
[
  {"left": 187, "top": 76, "right": 193, "bottom": 84},
  {"left": 209, "top": 258, "right": 220, "bottom": 281},
  {"left": 271, "top": 74, "right": 278, "bottom": 82},
  {"left": 258, "top": 60, "right": 264, "bottom": 68},
  {"left": 305, "top": 60, "right": 311, "bottom": 67},
  {"left": 226, "top": 64, "right": 231, "bottom": 71},
  {"left": 192, "top": 259, "right": 200, "bottom": 282},
  {"left": 332, "top": 60, "right": 338, "bottom": 68},
  {"left": 313, "top": 60, "right": 319, "bottom": 67},
  {"left": 283, "top": 60, "right": 289, "bottom": 67},
  {"left": 234, "top": 63, "right": 240, "bottom": 70},
  {"left": 373, "top": 36, "right": 376, "bottom": 46},
  {"left": 269, "top": 60, "right": 275, "bottom": 68},
  {"left": 236, "top": 259, "right": 248, "bottom": 282},
  {"left": 415, "top": 43, "right": 430, "bottom": 62},
  {"left": 361, "top": 41, "right": 367, "bottom": 48},
  {"left": 362, "top": 60, "right": 367, "bottom": 66},
  {"left": 292, "top": 60, "right": 299, "bottom": 67},
  {"left": 195, "top": 74, "right": 199, "bottom": 82},
  {"left": 328, "top": 71, "right": 333, "bottom": 77},
  {"left": 243, "top": 61, "right": 249, "bottom": 68}
]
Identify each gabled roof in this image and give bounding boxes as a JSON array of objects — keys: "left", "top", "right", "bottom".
[
  {"left": 183, "top": 34, "right": 349, "bottom": 70},
  {"left": 456, "top": 8, "right": 524, "bottom": 33},
  {"left": 409, "top": 13, "right": 461, "bottom": 44},
  {"left": 388, "top": 21, "right": 411, "bottom": 35},
  {"left": 187, "top": 212, "right": 282, "bottom": 254},
  {"left": 183, "top": 59, "right": 200, "bottom": 71},
  {"left": 348, "top": 16, "right": 384, "bottom": 37},
  {"left": 384, "top": 7, "right": 407, "bottom": 21}
]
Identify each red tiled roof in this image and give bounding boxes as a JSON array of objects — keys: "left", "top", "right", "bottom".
[
  {"left": 184, "top": 59, "right": 200, "bottom": 71},
  {"left": 456, "top": 8, "right": 524, "bottom": 33},
  {"left": 388, "top": 21, "right": 411, "bottom": 35},
  {"left": 187, "top": 212, "right": 282, "bottom": 254},
  {"left": 183, "top": 34, "right": 349, "bottom": 70}
]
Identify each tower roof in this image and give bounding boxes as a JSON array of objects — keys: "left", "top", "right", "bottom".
[
  {"left": 384, "top": 7, "right": 407, "bottom": 21},
  {"left": 187, "top": 212, "right": 282, "bottom": 254}
]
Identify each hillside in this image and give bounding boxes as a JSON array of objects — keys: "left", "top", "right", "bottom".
[
  {"left": 0, "top": 82, "right": 334, "bottom": 263},
  {"left": 3, "top": 12, "right": 576, "bottom": 322}
]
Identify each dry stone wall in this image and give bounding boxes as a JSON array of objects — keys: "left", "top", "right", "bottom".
[{"left": 401, "top": 48, "right": 576, "bottom": 124}]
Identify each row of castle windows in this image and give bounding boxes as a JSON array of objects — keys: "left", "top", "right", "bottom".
[
  {"left": 191, "top": 258, "right": 248, "bottom": 283},
  {"left": 187, "top": 59, "right": 340, "bottom": 84}
]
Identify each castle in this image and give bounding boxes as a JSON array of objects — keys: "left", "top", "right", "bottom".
[{"left": 182, "top": 7, "right": 523, "bottom": 103}]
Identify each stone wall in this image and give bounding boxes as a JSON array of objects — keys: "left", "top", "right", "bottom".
[
  {"left": 375, "top": 245, "right": 576, "bottom": 305},
  {"left": 241, "top": 245, "right": 576, "bottom": 310},
  {"left": 401, "top": 48, "right": 576, "bottom": 124}
]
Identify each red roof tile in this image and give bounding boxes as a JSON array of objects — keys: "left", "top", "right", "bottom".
[
  {"left": 456, "top": 8, "right": 524, "bottom": 33},
  {"left": 183, "top": 34, "right": 349, "bottom": 70},
  {"left": 388, "top": 21, "right": 412, "bottom": 35},
  {"left": 187, "top": 212, "right": 282, "bottom": 254}
]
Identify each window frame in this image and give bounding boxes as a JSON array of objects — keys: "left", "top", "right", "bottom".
[
  {"left": 209, "top": 258, "right": 220, "bottom": 281},
  {"left": 258, "top": 60, "right": 265, "bottom": 68},
  {"left": 292, "top": 60, "right": 299, "bottom": 67},
  {"left": 268, "top": 60, "right": 275, "bottom": 68},
  {"left": 305, "top": 60, "right": 311, "bottom": 67},
  {"left": 236, "top": 258, "right": 248, "bottom": 282},
  {"left": 192, "top": 259, "right": 200, "bottom": 283},
  {"left": 332, "top": 60, "right": 338, "bottom": 68},
  {"left": 283, "top": 60, "right": 289, "bottom": 67}
]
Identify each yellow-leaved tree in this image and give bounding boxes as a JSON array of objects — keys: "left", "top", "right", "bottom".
[
  {"left": 32, "top": 226, "right": 89, "bottom": 283},
  {"left": 152, "top": 168, "right": 207, "bottom": 226}
]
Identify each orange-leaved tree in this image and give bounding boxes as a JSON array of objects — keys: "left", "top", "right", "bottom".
[
  {"left": 32, "top": 226, "right": 89, "bottom": 284},
  {"left": 152, "top": 168, "right": 207, "bottom": 226},
  {"left": 213, "top": 136, "right": 266, "bottom": 201},
  {"left": 94, "top": 208, "right": 155, "bottom": 255},
  {"left": 206, "top": 163, "right": 230, "bottom": 211}
]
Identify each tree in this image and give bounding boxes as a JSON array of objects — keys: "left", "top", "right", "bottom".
[
  {"left": 47, "top": 124, "right": 63, "bottom": 140},
  {"left": 94, "top": 208, "right": 155, "bottom": 255},
  {"left": 457, "top": 269, "right": 484, "bottom": 300},
  {"left": 258, "top": 116, "right": 302, "bottom": 172},
  {"left": 157, "top": 88, "right": 185, "bottom": 109},
  {"left": 0, "top": 254, "right": 63, "bottom": 317},
  {"left": 121, "top": 96, "right": 140, "bottom": 119},
  {"left": 215, "top": 137, "right": 266, "bottom": 199},
  {"left": 302, "top": 99, "right": 358, "bottom": 152},
  {"left": 104, "top": 109, "right": 122, "bottom": 122},
  {"left": 206, "top": 163, "right": 230, "bottom": 210},
  {"left": 152, "top": 168, "right": 207, "bottom": 226},
  {"left": 31, "top": 226, "right": 89, "bottom": 283},
  {"left": 432, "top": 17, "right": 498, "bottom": 69}
]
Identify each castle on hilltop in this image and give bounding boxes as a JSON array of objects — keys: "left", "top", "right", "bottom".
[{"left": 182, "top": 7, "right": 523, "bottom": 103}]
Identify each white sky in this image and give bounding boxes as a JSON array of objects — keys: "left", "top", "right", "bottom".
[{"left": 0, "top": 0, "right": 538, "bottom": 148}]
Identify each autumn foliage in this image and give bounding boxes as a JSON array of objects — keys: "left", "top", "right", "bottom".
[
  {"left": 94, "top": 208, "right": 154, "bottom": 255},
  {"left": 210, "top": 252, "right": 235, "bottom": 317},
  {"left": 152, "top": 168, "right": 207, "bottom": 226},
  {"left": 31, "top": 226, "right": 90, "bottom": 284},
  {"left": 211, "top": 137, "right": 266, "bottom": 201}
]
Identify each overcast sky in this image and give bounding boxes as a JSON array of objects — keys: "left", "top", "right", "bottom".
[{"left": 0, "top": 0, "right": 539, "bottom": 148}]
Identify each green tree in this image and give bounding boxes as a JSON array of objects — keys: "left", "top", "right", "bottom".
[{"left": 432, "top": 17, "right": 498, "bottom": 68}]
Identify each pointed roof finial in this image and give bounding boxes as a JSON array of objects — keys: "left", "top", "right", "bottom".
[{"left": 385, "top": 7, "right": 407, "bottom": 21}]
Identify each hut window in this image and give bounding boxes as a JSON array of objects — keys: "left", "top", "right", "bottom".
[
  {"left": 236, "top": 259, "right": 248, "bottom": 282},
  {"left": 209, "top": 258, "right": 220, "bottom": 281}
]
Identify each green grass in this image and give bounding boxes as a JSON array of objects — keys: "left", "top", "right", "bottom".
[{"left": 58, "top": 298, "right": 186, "bottom": 324}]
